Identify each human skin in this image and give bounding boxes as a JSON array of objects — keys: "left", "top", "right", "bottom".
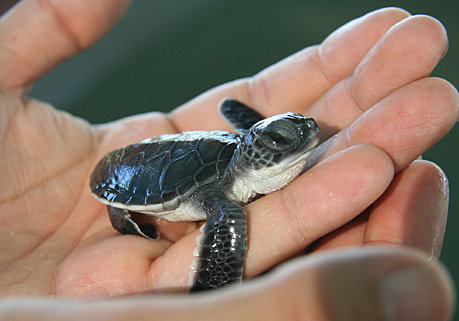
[{"left": 0, "top": 1, "right": 457, "bottom": 320}]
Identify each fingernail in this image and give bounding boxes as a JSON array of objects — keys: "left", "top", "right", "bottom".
[{"left": 381, "top": 266, "right": 453, "bottom": 321}]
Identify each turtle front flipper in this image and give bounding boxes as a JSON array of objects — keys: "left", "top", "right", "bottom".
[
  {"left": 219, "top": 99, "right": 264, "bottom": 134},
  {"left": 108, "top": 206, "right": 159, "bottom": 240},
  {"left": 189, "top": 193, "right": 247, "bottom": 292}
]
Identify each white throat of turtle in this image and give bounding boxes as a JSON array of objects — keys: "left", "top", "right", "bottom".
[{"left": 224, "top": 149, "right": 314, "bottom": 204}]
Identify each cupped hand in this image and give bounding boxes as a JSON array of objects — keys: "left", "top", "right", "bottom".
[{"left": 0, "top": 2, "right": 457, "bottom": 314}]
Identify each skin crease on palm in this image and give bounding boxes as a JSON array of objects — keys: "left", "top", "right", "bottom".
[{"left": 0, "top": 1, "right": 458, "bottom": 320}]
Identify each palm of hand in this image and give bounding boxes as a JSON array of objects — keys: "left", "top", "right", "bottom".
[{"left": 0, "top": 92, "right": 216, "bottom": 296}]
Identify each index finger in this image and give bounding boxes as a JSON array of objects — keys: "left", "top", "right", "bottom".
[
  {"left": 0, "top": 0, "right": 132, "bottom": 91},
  {"left": 169, "top": 8, "right": 410, "bottom": 131}
]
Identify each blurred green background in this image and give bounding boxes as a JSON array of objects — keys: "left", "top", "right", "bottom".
[{"left": 5, "top": 0, "right": 458, "bottom": 316}]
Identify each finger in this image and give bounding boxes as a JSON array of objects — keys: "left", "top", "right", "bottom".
[
  {"left": 150, "top": 144, "right": 394, "bottom": 287},
  {"left": 308, "top": 77, "right": 459, "bottom": 172},
  {"left": 169, "top": 8, "right": 410, "bottom": 132},
  {"left": 245, "top": 144, "right": 393, "bottom": 276},
  {"left": 309, "top": 211, "right": 369, "bottom": 252},
  {"left": 308, "top": 14, "right": 449, "bottom": 138},
  {"left": 0, "top": 0, "right": 132, "bottom": 91},
  {"left": 364, "top": 160, "right": 449, "bottom": 259},
  {"left": 2, "top": 247, "right": 453, "bottom": 321},
  {"left": 310, "top": 160, "right": 449, "bottom": 257}
]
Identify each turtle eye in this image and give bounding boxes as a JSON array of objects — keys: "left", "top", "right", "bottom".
[{"left": 261, "top": 130, "right": 293, "bottom": 150}]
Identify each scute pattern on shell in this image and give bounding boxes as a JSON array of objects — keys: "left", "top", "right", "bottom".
[{"left": 90, "top": 134, "right": 239, "bottom": 210}]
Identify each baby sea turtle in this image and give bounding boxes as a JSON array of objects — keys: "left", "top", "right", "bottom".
[{"left": 89, "top": 99, "right": 319, "bottom": 292}]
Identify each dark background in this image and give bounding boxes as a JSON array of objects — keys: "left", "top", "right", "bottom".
[{"left": 2, "top": 0, "right": 458, "bottom": 316}]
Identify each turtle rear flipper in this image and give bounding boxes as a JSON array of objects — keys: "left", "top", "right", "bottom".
[
  {"left": 190, "top": 192, "right": 247, "bottom": 292},
  {"left": 219, "top": 99, "right": 263, "bottom": 134},
  {"left": 108, "top": 206, "right": 159, "bottom": 240}
]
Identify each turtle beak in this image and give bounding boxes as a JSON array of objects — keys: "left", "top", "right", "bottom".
[{"left": 300, "top": 117, "right": 320, "bottom": 151}]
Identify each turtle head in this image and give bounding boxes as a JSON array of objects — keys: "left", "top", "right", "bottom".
[
  {"left": 224, "top": 112, "right": 319, "bottom": 203},
  {"left": 244, "top": 112, "right": 319, "bottom": 162}
]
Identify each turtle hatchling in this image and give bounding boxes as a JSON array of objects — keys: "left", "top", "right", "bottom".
[{"left": 89, "top": 99, "right": 319, "bottom": 292}]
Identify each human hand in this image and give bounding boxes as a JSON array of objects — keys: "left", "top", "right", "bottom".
[
  {"left": 0, "top": 247, "right": 454, "bottom": 321},
  {"left": 0, "top": 0, "right": 457, "bottom": 319}
]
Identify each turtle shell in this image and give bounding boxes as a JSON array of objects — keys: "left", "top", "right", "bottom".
[{"left": 90, "top": 131, "right": 238, "bottom": 212}]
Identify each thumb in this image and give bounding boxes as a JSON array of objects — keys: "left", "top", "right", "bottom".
[
  {"left": 0, "top": 0, "right": 132, "bottom": 91},
  {"left": 0, "top": 247, "right": 453, "bottom": 321},
  {"left": 264, "top": 246, "right": 454, "bottom": 321}
]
